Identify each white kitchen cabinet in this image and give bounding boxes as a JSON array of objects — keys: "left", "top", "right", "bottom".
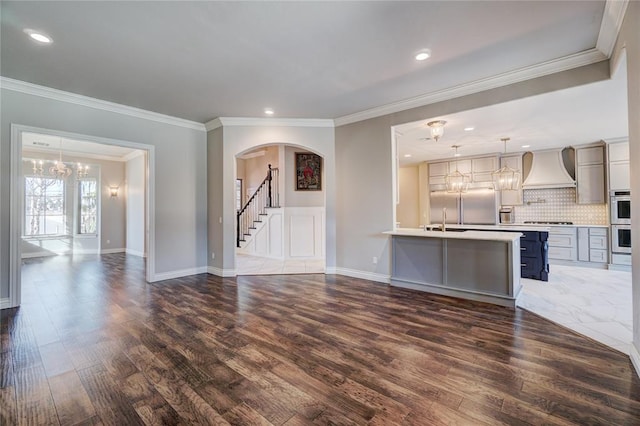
[
  {"left": 608, "top": 141, "right": 630, "bottom": 191},
  {"left": 499, "top": 154, "right": 523, "bottom": 205},
  {"left": 548, "top": 227, "right": 577, "bottom": 261},
  {"left": 576, "top": 146, "right": 605, "bottom": 204},
  {"left": 449, "top": 159, "right": 471, "bottom": 174},
  {"left": 576, "top": 227, "right": 608, "bottom": 264},
  {"left": 428, "top": 161, "right": 448, "bottom": 185},
  {"left": 471, "top": 156, "right": 498, "bottom": 183}
]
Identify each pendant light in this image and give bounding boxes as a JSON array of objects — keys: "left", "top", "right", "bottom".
[
  {"left": 445, "top": 145, "right": 470, "bottom": 193},
  {"left": 427, "top": 120, "right": 446, "bottom": 142},
  {"left": 492, "top": 137, "right": 521, "bottom": 191},
  {"left": 49, "top": 139, "right": 72, "bottom": 179}
]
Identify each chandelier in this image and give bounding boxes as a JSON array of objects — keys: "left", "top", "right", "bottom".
[
  {"left": 427, "top": 120, "right": 446, "bottom": 142},
  {"left": 445, "top": 145, "right": 470, "bottom": 193},
  {"left": 31, "top": 159, "right": 44, "bottom": 176},
  {"left": 49, "top": 140, "right": 72, "bottom": 179},
  {"left": 76, "top": 163, "right": 90, "bottom": 178},
  {"left": 492, "top": 137, "right": 521, "bottom": 191}
]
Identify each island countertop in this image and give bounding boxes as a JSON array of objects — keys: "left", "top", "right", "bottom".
[{"left": 384, "top": 228, "right": 522, "bottom": 242}]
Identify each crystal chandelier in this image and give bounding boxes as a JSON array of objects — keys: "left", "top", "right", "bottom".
[
  {"left": 427, "top": 120, "right": 446, "bottom": 142},
  {"left": 49, "top": 140, "right": 72, "bottom": 179},
  {"left": 76, "top": 163, "right": 90, "bottom": 178},
  {"left": 445, "top": 145, "right": 470, "bottom": 193},
  {"left": 492, "top": 137, "right": 521, "bottom": 191}
]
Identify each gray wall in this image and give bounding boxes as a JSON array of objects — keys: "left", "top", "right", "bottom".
[
  {"left": 611, "top": 0, "right": 640, "bottom": 365},
  {"left": 284, "top": 146, "right": 324, "bottom": 207},
  {"left": 1, "top": 89, "right": 207, "bottom": 299},
  {"left": 207, "top": 127, "right": 224, "bottom": 270},
  {"left": 126, "top": 153, "right": 146, "bottom": 256},
  {"left": 335, "top": 60, "right": 610, "bottom": 279}
]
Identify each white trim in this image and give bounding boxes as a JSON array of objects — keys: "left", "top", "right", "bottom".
[
  {"left": 23, "top": 146, "right": 135, "bottom": 163},
  {"left": 207, "top": 117, "right": 335, "bottom": 129},
  {"left": 101, "top": 248, "right": 126, "bottom": 254},
  {"left": 630, "top": 343, "right": 640, "bottom": 379},
  {"left": 205, "top": 118, "right": 223, "bottom": 131},
  {"left": 122, "top": 149, "right": 145, "bottom": 162},
  {"left": 596, "top": 0, "right": 629, "bottom": 58},
  {"left": 21, "top": 251, "right": 58, "bottom": 259},
  {"left": 0, "top": 298, "right": 10, "bottom": 310},
  {"left": 603, "top": 137, "right": 629, "bottom": 144},
  {"left": 153, "top": 267, "right": 209, "bottom": 282},
  {"left": 207, "top": 266, "right": 237, "bottom": 277},
  {"left": 330, "top": 267, "right": 390, "bottom": 284},
  {"left": 0, "top": 77, "right": 206, "bottom": 131},
  {"left": 125, "top": 248, "right": 146, "bottom": 257},
  {"left": 334, "top": 49, "right": 606, "bottom": 126}
]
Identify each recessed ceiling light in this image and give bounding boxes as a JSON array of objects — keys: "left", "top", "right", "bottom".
[
  {"left": 24, "top": 29, "right": 52, "bottom": 44},
  {"left": 522, "top": 144, "right": 530, "bottom": 148},
  {"left": 464, "top": 127, "right": 475, "bottom": 131},
  {"left": 415, "top": 49, "right": 431, "bottom": 61},
  {"left": 264, "top": 108, "right": 274, "bottom": 116},
  {"left": 403, "top": 154, "right": 412, "bottom": 158}
]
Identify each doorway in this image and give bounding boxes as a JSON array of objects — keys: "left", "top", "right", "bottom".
[{"left": 7, "top": 125, "right": 155, "bottom": 308}]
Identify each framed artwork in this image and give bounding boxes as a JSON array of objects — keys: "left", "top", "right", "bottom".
[{"left": 295, "top": 152, "right": 322, "bottom": 191}]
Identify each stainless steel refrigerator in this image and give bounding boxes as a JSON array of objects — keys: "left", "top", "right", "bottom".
[{"left": 430, "top": 188, "right": 497, "bottom": 225}]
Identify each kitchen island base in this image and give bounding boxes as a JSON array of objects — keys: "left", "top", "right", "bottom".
[{"left": 387, "top": 230, "right": 522, "bottom": 308}]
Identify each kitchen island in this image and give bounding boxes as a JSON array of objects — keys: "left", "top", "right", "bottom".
[{"left": 384, "top": 229, "right": 522, "bottom": 308}]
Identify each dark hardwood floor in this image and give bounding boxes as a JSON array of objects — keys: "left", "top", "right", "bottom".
[{"left": 1, "top": 253, "right": 639, "bottom": 425}]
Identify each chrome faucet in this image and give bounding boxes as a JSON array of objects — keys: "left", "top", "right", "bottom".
[{"left": 442, "top": 207, "right": 447, "bottom": 232}]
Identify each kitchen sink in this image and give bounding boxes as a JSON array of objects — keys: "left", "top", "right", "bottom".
[{"left": 425, "top": 227, "right": 466, "bottom": 232}]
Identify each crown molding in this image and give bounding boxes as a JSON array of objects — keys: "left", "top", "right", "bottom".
[
  {"left": 596, "top": 0, "right": 629, "bottom": 57},
  {"left": 602, "top": 136, "right": 629, "bottom": 144},
  {"left": 205, "top": 117, "right": 334, "bottom": 131},
  {"left": 122, "top": 149, "right": 145, "bottom": 162},
  {"left": 334, "top": 48, "right": 607, "bottom": 127},
  {"left": 0, "top": 77, "right": 206, "bottom": 132},
  {"left": 23, "top": 146, "right": 129, "bottom": 163}
]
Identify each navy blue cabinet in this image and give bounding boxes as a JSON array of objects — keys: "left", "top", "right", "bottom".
[{"left": 520, "top": 231, "right": 549, "bottom": 281}]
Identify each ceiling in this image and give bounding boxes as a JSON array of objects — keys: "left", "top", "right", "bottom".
[
  {"left": 1, "top": 1, "right": 608, "bottom": 123},
  {"left": 22, "top": 132, "right": 141, "bottom": 161},
  {"left": 396, "top": 54, "right": 629, "bottom": 166}
]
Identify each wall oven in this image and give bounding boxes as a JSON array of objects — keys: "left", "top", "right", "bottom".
[
  {"left": 610, "top": 191, "right": 631, "bottom": 225},
  {"left": 611, "top": 225, "right": 632, "bottom": 254}
]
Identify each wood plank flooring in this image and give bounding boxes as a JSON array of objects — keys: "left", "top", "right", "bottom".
[{"left": 1, "top": 253, "right": 639, "bottom": 425}]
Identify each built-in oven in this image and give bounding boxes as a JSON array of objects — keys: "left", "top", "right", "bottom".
[
  {"left": 611, "top": 224, "right": 632, "bottom": 254},
  {"left": 610, "top": 190, "right": 631, "bottom": 225}
]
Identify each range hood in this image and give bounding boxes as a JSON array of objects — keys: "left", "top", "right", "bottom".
[{"left": 522, "top": 148, "right": 576, "bottom": 189}]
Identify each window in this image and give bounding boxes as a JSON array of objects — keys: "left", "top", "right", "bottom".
[
  {"left": 24, "top": 176, "right": 65, "bottom": 236},
  {"left": 78, "top": 179, "right": 98, "bottom": 234}
]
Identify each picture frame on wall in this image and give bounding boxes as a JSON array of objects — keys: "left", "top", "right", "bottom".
[{"left": 295, "top": 152, "right": 322, "bottom": 191}]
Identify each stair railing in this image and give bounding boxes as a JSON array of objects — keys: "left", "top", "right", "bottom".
[{"left": 236, "top": 164, "right": 279, "bottom": 247}]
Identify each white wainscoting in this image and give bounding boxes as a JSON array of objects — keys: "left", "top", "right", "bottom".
[
  {"left": 239, "top": 208, "right": 284, "bottom": 259},
  {"left": 285, "top": 207, "right": 324, "bottom": 260}
]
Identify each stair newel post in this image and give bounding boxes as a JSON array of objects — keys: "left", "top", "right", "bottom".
[
  {"left": 267, "top": 164, "right": 273, "bottom": 208},
  {"left": 236, "top": 211, "right": 240, "bottom": 247}
]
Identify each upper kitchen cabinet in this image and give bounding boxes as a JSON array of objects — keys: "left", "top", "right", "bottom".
[
  {"left": 428, "top": 159, "right": 471, "bottom": 187},
  {"left": 608, "top": 141, "right": 630, "bottom": 191},
  {"left": 471, "top": 156, "right": 498, "bottom": 183},
  {"left": 499, "top": 154, "right": 523, "bottom": 205},
  {"left": 575, "top": 145, "right": 605, "bottom": 204}
]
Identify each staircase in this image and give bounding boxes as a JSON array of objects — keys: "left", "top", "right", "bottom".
[{"left": 237, "top": 165, "right": 280, "bottom": 247}]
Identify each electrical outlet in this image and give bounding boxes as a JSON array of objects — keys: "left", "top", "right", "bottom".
[
  {"left": 106, "top": 239, "right": 110, "bottom": 244},
  {"left": 211, "top": 252, "right": 215, "bottom": 260},
  {"left": 372, "top": 256, "right": 378, "bottom": 264},
  {"left": 219, "top": 217, "right": 222, "bottom": 224}
]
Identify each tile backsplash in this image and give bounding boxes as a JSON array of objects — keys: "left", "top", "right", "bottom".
[{"left": 514, "top": 188, "right": 608, "bottom": 225}]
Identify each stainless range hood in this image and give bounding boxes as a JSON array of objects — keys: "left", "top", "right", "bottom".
[{"left": 522, "top": 148, "right": 575, "bottom": 189}]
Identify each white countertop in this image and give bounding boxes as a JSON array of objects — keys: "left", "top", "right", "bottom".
[
  {"left": 384, "top": 228, "right": 522, "bottom": 242},
  {"left": 443, "top": 224, "right": 551, "bottom": 232}
]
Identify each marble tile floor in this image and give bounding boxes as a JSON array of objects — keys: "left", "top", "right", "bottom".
[
  {"left": 236, "top": 252, "right": 325, "bottom": 275},
  {"left": 518, "top": 264, "right": 633, "bottom": 354}
]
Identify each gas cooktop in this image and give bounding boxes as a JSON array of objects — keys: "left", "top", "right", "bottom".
[{"left": 523, "top": 221, "right": 574, "bottom": 225}]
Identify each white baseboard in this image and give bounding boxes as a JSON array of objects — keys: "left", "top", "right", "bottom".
[
  {"left": 630, "top": 343, "right": 640, "bottom": 379},
  {"left": 208, "top": 266, "right": 237, "bottom": 277},
  {"left": 0, "top": 298, "right": 12, "bottom": 310},
  {"left": 21, "top": 251, "right": 58, "bottom": 259},
  {"left": 152, "top": 266, "right": 208, "bottom": 282},
  {"left": 101, "top": 248, "right": 126, "bottom": 254},
  {"left": 330, "top": 267, "right": 390, "bottom": 284},
  {"left": 125, "top": 248, "right": 146, "bottom": 257}
]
